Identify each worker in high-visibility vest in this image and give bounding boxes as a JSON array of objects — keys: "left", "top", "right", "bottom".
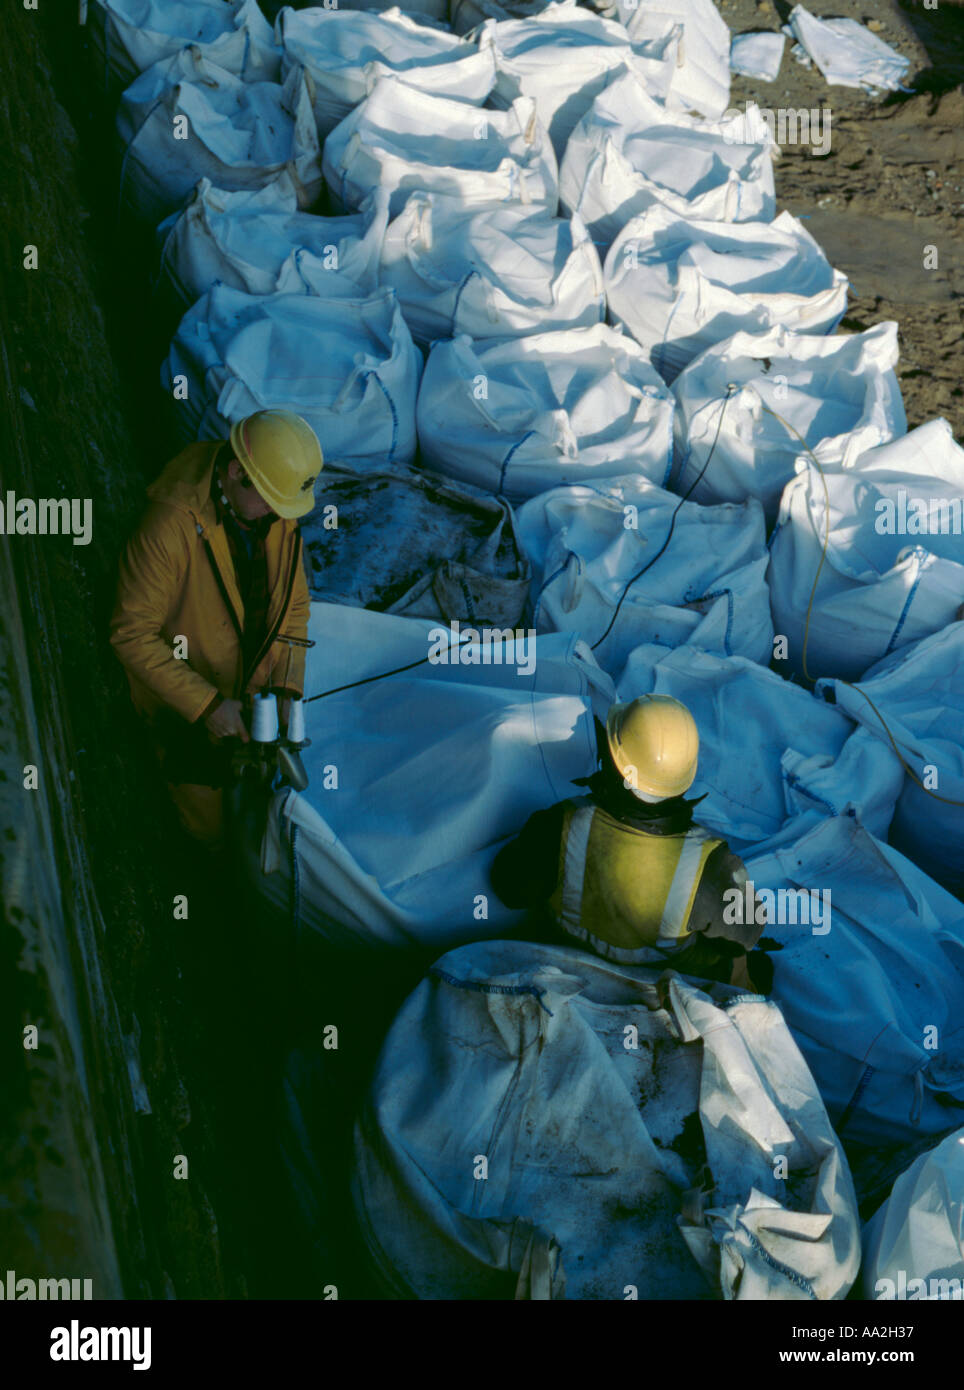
[
  {"left": 110, "top": 410, "right": 322, "bottom": 848},
  {"left": 491, "top": 695, "right": 769, "bottom": 990}
]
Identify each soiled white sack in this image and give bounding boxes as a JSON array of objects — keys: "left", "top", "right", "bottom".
[
  {"left": 276, "top": 6, "right": 496, "bottom": 137},
  {"left": 379, "top": 194, "right": 604, "bottom": 347},
  {"left": 617, "top": 0, "right": 732, "bottom": 119},
  {"left": 673, "top": 322, "right": 906, "bottom": 525},
  {"left": 156, "top": 176, "right": 388, "bottom": 314},
  {"left": 863, "top": 1129, "right": 964, "bottom": 1300},
  {"left": 745, "top": 816, "right": 964, "bottom": 1147},
  {"left": 354, "top": 939, "right": 860, "bottom": 1299},
  {"left": 257, "top": 607, "right": 613, "bottom": 951},
  {"left": 615, "top": 642, "right": 902, "bottom": 854},
  {"left": 730, "top": 31, "right": 786, "bottom": 83},
  {"left": 336, "top": 0, "right": 449, "bottom": 21},
  {"left": 817, "top": 622, "right": 964, "bottom": 897},
  {"left": 487, "top": 1, "right": 681, "bottom": 158},
  {"left": 117, "top": 50, "right": 322, "bottom": 225},
  {"left": 416, "top": 325, "right": 674, "bottom": 501},
  {"left": 606, "top": 205, "right": 848, "bottom": 383},
  {"left": 450, "top": 0, "right": 548, "bottom": 34},
  {"left": 163, "top": 284, "right": 422, "bottom": 469},
  {"left": 783, "top": 5, "right": 911, "bottom": 94},
  {"left": 767, "top": 419, "right": 964, "bottom": 682},
  {"left": 560, "top": 70, "right": 776, "bottom": 251},
  {"left": 90, "top": 0, "right": 279, "bottom": 90},
  {"left": 516, "top": 478, "right": 774, "bottom": 672},
  {"left": 323, "top": 75, "right": 558, "bottom": 216}
]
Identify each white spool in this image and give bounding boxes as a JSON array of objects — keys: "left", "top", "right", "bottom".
[
  {"left": 251, "top": 692, "right": 279, "bottom": 743},
  {"left": 287, "top": 698, "right": 306, "bottom": 745}
]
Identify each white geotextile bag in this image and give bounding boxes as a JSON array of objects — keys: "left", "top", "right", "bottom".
[
  {"left": 673, "top": 322, "right": 906, "bottom": 525},
  {"left": 616, "top": 0, "right": 732, "bottom": 119},
  {"left": 163, "top": 284, "right": 422, "bottom": 469},
  {"left": 258, "top": 607, "right": 613, "bottom": 951},
  {"left": 862, "top": 1129, "right": 964, "bottom": 1300},
  {"left": 783, "top": 5, "right": 911, "bottom": 94},
  {"left": 817, "top": 622, "right": 964, "bottom": 898},
  {"left": 156, "top": 176, "right": 388, "bottom": 313},
  {"left": 745, "top": 816, "right": 964, "bottom": 1147},
  {"left": 730, "top": 31, "right": 786, "bottom": 83},
  {"left": 323, "top": 76, "right": 558, "bottom": 217},
  {"left": 353, "top": 939, "right": 860, "bottom": 1300},
  {"left": 117, "top": 50, "right": 322, "bottom": 225},
  {"left": 378, "top": 194, "right": 604, "bottom": 347},
  {"left": 90, "top": 0, "right": 279, "bottom": 90},
  {"left": 416, "top": 325, "right": 674, "bottom": 501},
  {"left": 560, "top": 70, "right": 776, "bottom": 251},
  {"left": 615, "top": 642, "right": 903, "bottom": 856},
  {"left": 335, "top": 0, "right": 449, "bottom": 20},
  {"left": 516, "top": 478, "right": 774, "bottom": 673},
  {"left": 276, "top": 6, "right": 496, "bottom": 137},
  {"left": 605, "top": 205, "right": 848, "bottom": 383},
  {"left": 767, "top": 419, "right": 964, "bottom": 682},
  {"left": 486, "top": 1, "right": 681, "bottom": 158}
]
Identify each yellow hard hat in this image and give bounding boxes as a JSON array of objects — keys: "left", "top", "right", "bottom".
[
  {"left": 229, "top": 410, "right": 323, "bottom": 520},
  {"left": 606, "top": 695, "right": 699, "bottom": 802}
]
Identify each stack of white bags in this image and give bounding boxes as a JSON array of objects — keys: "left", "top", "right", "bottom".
[{"left": 101, "top": 0, "right": 964, "bottom": 1300}]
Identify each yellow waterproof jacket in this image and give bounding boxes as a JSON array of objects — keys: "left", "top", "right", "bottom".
[{"left": 110, "top": 441, "right": 310, "bottom": 729}]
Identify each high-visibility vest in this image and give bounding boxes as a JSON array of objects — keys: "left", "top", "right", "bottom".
[{"left": 548, "top": 801, "right": 723, "bottom": 965}]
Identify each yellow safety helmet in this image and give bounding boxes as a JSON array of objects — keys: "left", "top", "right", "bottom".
[
  {"left": 229, "top": 410, "right": 323, "bottom": 519},
  {"left": 605, "top": 695, "right": 699, "bottom": 803}
]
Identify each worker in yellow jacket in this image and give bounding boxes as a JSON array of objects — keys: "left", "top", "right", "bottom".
[
  {"left": 491, "top": 695, "right": 769, "bottom": 991},
  {"left": 110, "top": 410, "right": 322, "bottom": 848}
]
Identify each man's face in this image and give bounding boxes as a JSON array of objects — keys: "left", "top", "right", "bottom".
[{"left": 224, "top": 457, "right": 278, "bottom": 523}]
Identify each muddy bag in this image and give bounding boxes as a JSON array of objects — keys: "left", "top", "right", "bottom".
[{"left": 353, "top": 939, "right": 860, "bottom": 1299}]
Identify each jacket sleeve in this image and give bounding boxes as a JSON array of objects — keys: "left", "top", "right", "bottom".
[
  {"left": 110, "top": 505, "right": 220, "bottom": 724},
  {"left": 269, "top": 531, "right": 311, "bottom": 696}
]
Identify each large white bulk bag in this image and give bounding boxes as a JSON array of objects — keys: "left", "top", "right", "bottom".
[
  {"left": 745, "top": 816, "right": 964, "bottom": 1147},
  {"left": 416, "top": 325, "right": 674, "bottom": 501},
  {"left": 156, "top": 176, "right": 389, "bottom": 315},
  {"left": 605, "top": 205, "right": 848, "bottom": 383},
  {"left": 615, "top": 642, "right": 903, "bottom": 855},
  {"left": 378, "top": 194, "right": 604, "bottom": 347},
  {"left": 275, "top": 6, "right": 496, "bottom": 137},
  {"left": 486, "top": 1, "right": 681, "bottom": 158},
  {"left": 862, "top": 1129, "right": 964, "bottom": 1300},
  {"left": 817, "top": 622, "right": 964, "bottom": 897},
  {"left": 767, "top": 420, "right": 964, "bottom": 682},
  {"left": 255, "top": 607, "right": 613, "bottom": 951},
  {"left": 90, "top": 0, "right": 279, "bottom": 91},
  {"left": 323, "top": 76, "right": 558, "bottom": 217},
  {"left": 163, "top": 284, "right": 423, "bottom": 470},
  {"left": 560, "top": 71, "right": 776, "bottom": 251},
  {"left": 354, "top": 939, "right": 860, "bottom": 1299},
  {"left": 617, "top": 0, "right": 732, "bottom": 119},
  {"left": 673, "top": 321, "right": 906, "bottom": 525},
  {"left": 516, "top": 478, "right": 774, "bottom": 672},
  {"left": 117, "top": 50, "right": 322, "bottom": 226},
  {"left": 335, "top": 0, "right": 450, "bottom": 21}
]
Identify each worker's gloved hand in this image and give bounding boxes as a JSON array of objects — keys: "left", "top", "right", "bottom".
[{"left": 204, "top": 697, "right": 250, "bottom": 743}]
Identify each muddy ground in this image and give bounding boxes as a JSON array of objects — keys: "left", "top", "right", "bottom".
[
  {"left": 726, "top": 0, "right": 964, "bottom": 433},
  {"left": 2, "top": 0, "right": 961, "bottom": 1303}
]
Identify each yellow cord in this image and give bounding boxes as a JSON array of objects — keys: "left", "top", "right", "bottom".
[{"left": 756, "top": 397, "right": 964, "bottom": 808}]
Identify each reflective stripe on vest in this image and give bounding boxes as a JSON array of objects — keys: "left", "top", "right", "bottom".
[{"left": 548, "top": 802, "right": 723, "bottom": 965}]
